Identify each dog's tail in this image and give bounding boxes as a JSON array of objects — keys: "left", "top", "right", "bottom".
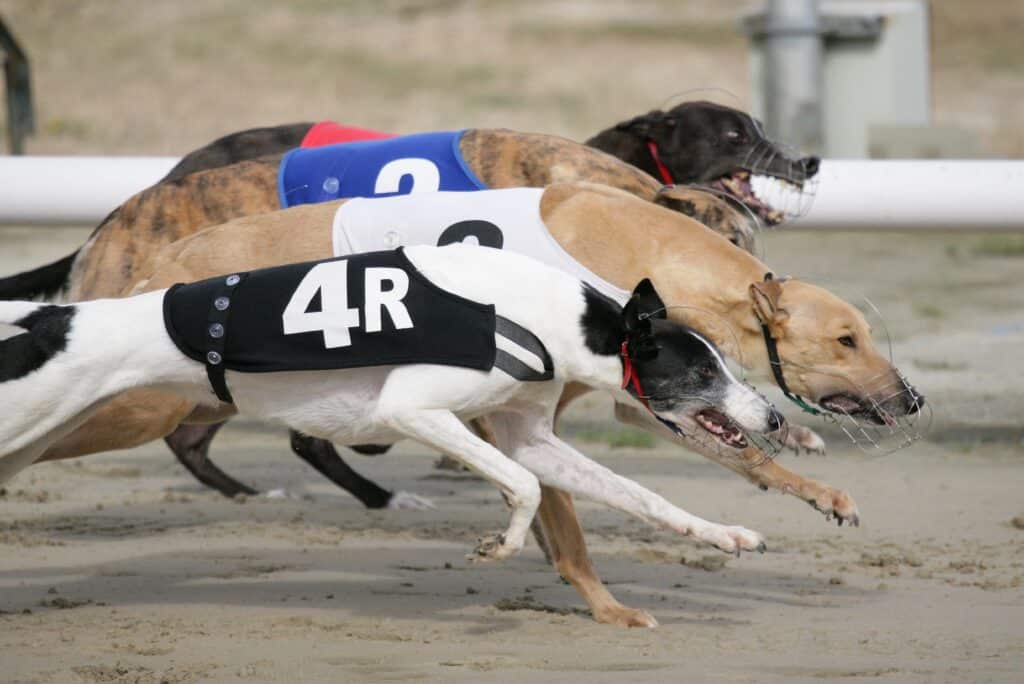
[
  {"left": 0, "top": 250, "right": 78, "bottom": 301},
  {"left": 0, "top": 301, "right": 57, "bottom": 327},
  {"left": 1, "top": 302, "right": 76, "bottom": 382}
]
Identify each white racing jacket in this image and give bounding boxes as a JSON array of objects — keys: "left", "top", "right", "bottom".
[{"left": 331, "top": 188, "right": 630, "bottom": 305}]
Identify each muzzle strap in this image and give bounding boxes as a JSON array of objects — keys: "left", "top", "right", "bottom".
[{"left": 646, "top": 140, "right": 675, "bottom": 185}]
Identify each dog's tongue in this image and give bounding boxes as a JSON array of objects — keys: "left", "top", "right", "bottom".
[
  {"left": 711, "top": 172, "right": 783, "bottom": 224},
  {"left": 823, "top": 395, "right": 861, "bottom": 413}
]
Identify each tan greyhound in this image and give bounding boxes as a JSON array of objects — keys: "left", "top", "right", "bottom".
[{"left": 30, "top": 182, "right": 923, "bottom": 627}]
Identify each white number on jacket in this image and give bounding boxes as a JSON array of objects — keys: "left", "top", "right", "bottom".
[
  {"left": 373, "top": 158, "right": 441, "bottom": 195},
  {"left": 282, "top": 261, "right": 414, "bottom": 348}
]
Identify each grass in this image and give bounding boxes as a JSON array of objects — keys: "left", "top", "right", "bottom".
[
  {"left": 570, "top": 425, "right": 656, "bottom": 449},
  {"left": 42, "top": 117, "right": 91, "bottom": 140},
  {"left": 912, "top": 303, "right": 945, "bottom": 320},
  {"left": 972, "top": 236, "right": 1024, "bottom": 258},
  {"left": 912, "top": 359, "right": 966, "bottom": 372},
  {"left": 513, "top": 20, "right": 739, "bottom": 47}
]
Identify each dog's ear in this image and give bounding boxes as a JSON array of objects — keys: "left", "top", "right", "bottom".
[
  {"left": 630, "top": 279, "right": 667, "bottom": 321},
  {"left": 749, "top": 278, "right": 789, "bottom": 329},
  {"left": 623, "top": 279, "right": 666, "bottom": 358},
  {"left": 616, "top": 110, "right": 668, "bottom": 137}
]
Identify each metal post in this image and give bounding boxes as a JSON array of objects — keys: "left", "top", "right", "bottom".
[
  {"left": 0, "top": 18, "right": 35, "bottom": 155},
  {"left": 762, "top": 0, "right": 824, "bottom": 153}
]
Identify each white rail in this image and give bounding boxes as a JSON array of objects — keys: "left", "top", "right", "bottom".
[
  {"left": 0, "top": 156, "right": 1022, "bottom": 230},
  {"left": 0, "top": 156, "right": 178, "bottom": 225},
  {"left": 790, "top": 160, "right": 1024, "bottom": 231}
]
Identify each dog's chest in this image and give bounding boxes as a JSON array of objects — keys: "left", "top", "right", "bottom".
[
  {"left": 162, "top": 249, "right": 497, "bottom": 376},
  {"left": 278, "top": 130, "right": 485, "bottom": 208}
]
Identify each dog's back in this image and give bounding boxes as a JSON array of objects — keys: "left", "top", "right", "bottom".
[{"left": 403, "top": 244, "right": 597, "bottom": 372}]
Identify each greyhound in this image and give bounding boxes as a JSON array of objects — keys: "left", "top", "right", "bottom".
[{"left": 0, "top": 245, "right": 781, "bottom": 611}]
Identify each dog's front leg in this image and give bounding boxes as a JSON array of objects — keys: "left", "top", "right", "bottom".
[
  {"left": 776, "top": 423, "right": 827, "bottom": 455},
  {"left": 514, "top": 433, "right": 767, "bottom": 555},
  {"left": 382, "top": 409, "right": 540, "bottom": 561},
  {"left": 614, "top": 404, "right": 859, "bottom": 526}
]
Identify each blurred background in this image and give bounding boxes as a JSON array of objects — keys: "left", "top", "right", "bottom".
[{"left": 2, "top": 0, "right": 1022, "bottom": 158}]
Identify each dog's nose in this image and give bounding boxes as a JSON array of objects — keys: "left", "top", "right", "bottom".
[
  {"left": 767, "top": 408, "right": 785, "bottom": 432},
  {"left": 800, "top": 156, "right": 820, "bottom": 179},
  {"left": 906, "top": 387, "right": 926, "bottom": 414}
]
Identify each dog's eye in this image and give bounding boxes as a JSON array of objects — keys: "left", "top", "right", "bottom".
[
  {"left": 838, "top": 335, "right": 856, "bottom": 349},
  {"left": 725, "top": 130, "right": 745, "bottom": 142},
  {"left": 700, "top": 364, "right": 717, "bottom": 378}
]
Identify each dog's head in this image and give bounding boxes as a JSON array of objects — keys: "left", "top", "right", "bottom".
[
  {"left": 618, "top": 279, "right": 784, "bottom": 449},
  {"left": 744, "top": 277, "right": 925, "bottom": 424},
  {"left": 619, "top": 101, "right": 819, "bottom": 226}
]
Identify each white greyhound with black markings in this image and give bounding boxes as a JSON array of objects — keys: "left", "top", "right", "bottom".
[{"left": 0, "top": 245, "right": 782, "bottom": 570}]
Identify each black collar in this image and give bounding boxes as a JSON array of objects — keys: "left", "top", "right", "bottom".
[{"left": 759, "top": 273, "right": 821, "bottom": 416}]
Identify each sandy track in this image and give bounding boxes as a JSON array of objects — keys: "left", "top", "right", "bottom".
[{"left": 1, "top": 418, "right": 1022, "bottom": 683}]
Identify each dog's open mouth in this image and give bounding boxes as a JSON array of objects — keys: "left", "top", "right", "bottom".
[
  {"left": 709, "top": 170, "right": 799, "bottom": 226},
  {"left": 695, "top": 408, "right": 749, "bottom": 449},
  {"left": 820, "top": 393, "right": 896, "bottom": 427}
]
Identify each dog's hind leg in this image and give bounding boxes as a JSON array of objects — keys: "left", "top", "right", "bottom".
[
  {"left": 382, "top": 409, "right": 540, "bottom": 561},
  {"left": 536, "top": 485, "right": 659, "bottom": 628},
  {"left": 485, "top": 410, "right": 656, "bottom": 627},
  {"left": 164, "top": 422, "right": 258, "bottom": 498},
  {"left": 288, "top": 431, "right": 434, "bottom": 510}
]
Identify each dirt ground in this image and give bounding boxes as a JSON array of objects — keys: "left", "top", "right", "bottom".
[
  {"left": 2, "top": 220, "right": 1023, "bottom": 684},
  {"left": 1, "top": 422, "right": 1022, "bottom": 683},
  {"left": 1, "top": 2, "right": 1024, "bottom": 683}
]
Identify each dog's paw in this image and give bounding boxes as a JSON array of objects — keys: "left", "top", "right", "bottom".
[
  {"left": 593, "top": 604, "right": 660, "bottom": 629},
  {"left": 779, "top": 424, "right": 827, "bottom": 455},
  {"left": 705, "top": 525, "right": 767, "bottom": 556},
  {"left": 808, "top": 487, "right": 860, "bottom": 527},
  {"left": 467, "top": 533, "right": 521, "bottom": 562},
  {"left": 387, "top": 491, "right": 436, "bottom": 510}
]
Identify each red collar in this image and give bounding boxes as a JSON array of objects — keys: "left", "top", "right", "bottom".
[
  {"left": 620, "top": 340, "right": 647, "bottom": 407},
  {"left": 620, "top": 340, "right": 683, "bottom": 436},
  {"left": 646, "top": 139, "right": 675, "bottom": 185}
]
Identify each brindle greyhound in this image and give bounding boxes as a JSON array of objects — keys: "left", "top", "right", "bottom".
[
  {"left": 24, "top": 182, "right": 922, "bottom": 627},
  {"left": 0, "top": 104, "right": 819, "bottom": 503}
]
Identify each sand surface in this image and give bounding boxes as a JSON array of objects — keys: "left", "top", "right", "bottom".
[
  {"left": 3, "top": 210, "right": 1024, "bottom": 684},
  {"left": 1, "top": 423, "right": 1022, "bottom": 684}
]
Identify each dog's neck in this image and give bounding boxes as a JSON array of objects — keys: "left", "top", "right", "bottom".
[
  {"left": 585, "top": 125, "right": 666, "bottom": 183},
  {"left": 566, "top": 286, "right": 642, "bottom": 404},
  {"left": 542, "top": 187, "right": 770, "bottom": 375}
]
